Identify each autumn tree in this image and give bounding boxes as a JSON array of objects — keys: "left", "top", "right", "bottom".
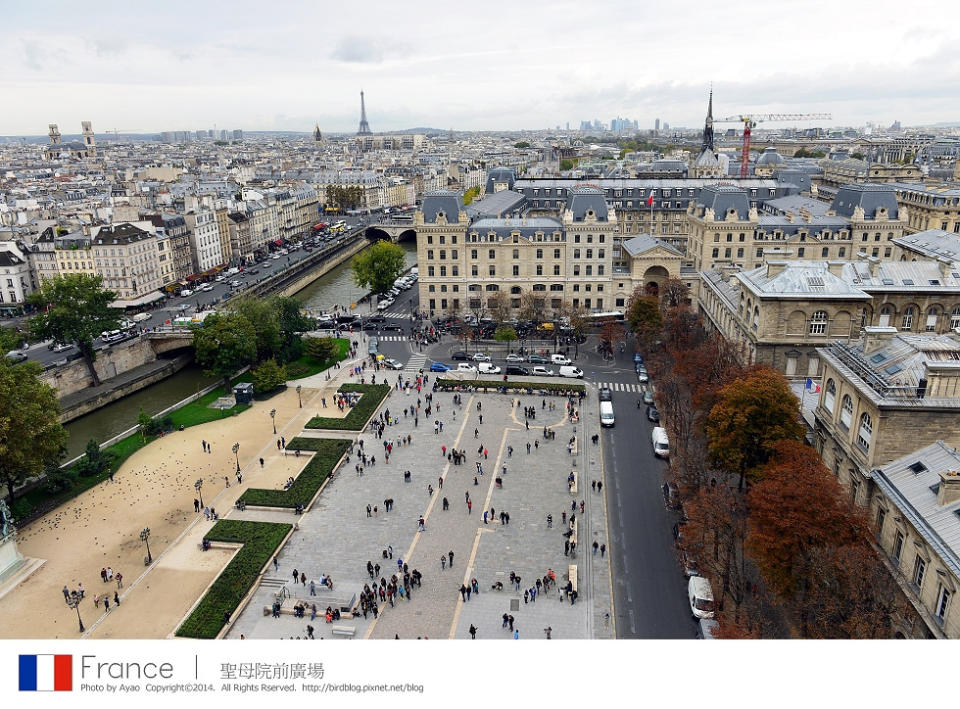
[
  {"left": 625, "top": 289, "right": 662, "bottom": 346},
  {"left": 706, "top": 367, "right": 804, "bottom": 489},
  {"left": 518, "top": 291, "right": 546, "bottom": 324},
  {"left": 659, "top": 277, "right": 690, "bottom": 309},
  {"left": 487, "top": 290, "right": 511, "bottom": 324}
]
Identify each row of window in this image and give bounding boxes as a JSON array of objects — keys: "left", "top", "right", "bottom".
[
  {"left": 426, "top": 264, "right": 607, "bottom": 278},
  {"left": 425, "top": 248, "right": 607, "bottom": 261},
  {"left": 881, "top": 519, "right": 952, "bottom": 625},
  {"left": 822, "top": 381, "right": 873, "bottom": 453}
]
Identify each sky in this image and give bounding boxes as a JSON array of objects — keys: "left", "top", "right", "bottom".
[{"left": 1, "top": 0, "right": 958, "bottom": 136}]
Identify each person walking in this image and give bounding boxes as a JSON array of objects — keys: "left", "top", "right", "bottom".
[
  {"left": 116, "top": 572, "right": 123, "bottom": 589},
  {"left": 448, "top": 550, "right": 454, "bottom": 568},
  {"left": 467, "top": 500, "right": 472, "bottom": 514},
  {"left": 114, "top": 591, "right": 120, "bottom": 606},
  {"left": 440, "top": 555, "right": 446, "bottom": 570},
  {"left": 513, "top": 628, "right": 519, "bottom": 640},
  {"left": 469, "top": 624, "right": 477, "bottom": 639},
  {"left": 193, "top": 498, "right": 200, "bottom": 513},
  {"left": 273, "top": 556, "right": 279, "bottom": 572}
]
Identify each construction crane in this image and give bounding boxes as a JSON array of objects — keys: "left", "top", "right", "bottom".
[{"left": 715, "top": 113, "right": 831, "bottom": 177}]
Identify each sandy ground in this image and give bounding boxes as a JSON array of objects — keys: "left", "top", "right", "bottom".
[{"left": 0, "top": 373, "right": 359, "bottom": 639}]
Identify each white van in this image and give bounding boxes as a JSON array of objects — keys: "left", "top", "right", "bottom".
[
  {"left": 652, "top": 427, "right": 669, "bottom": 458},
  {"left": 551, "top": 354, "right": 572, "bottom": 366},
  {"left": 599, "top": 401, "right": 615, "bottom": 427},
  {"left": 478, "top": 362, "right": 501, "bottom": 375},
  {"left": 559, "top": 365, "right": 583, "bottom": 379},
  {"left": 688, "top": 576, "right": 715, "bottom": 620}
]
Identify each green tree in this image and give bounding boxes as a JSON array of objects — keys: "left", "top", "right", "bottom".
[
  {"left": 229, "top": 296, "right": 282, "bottom": 363},
  {"left": 494, "top": 326, "right": 517, "bottom": 346},
  {"left": 0, "top": 326, "right": 23, "bottom": 353},
  {"left": 250, "top": 359, "right": 287, "bottom": 395},
  {"left": 137, "top": 406, "right": 152, "bottom": 442},
  {"left": 0, "top": 360, "right": 67, "bottom": 505},
  {"left": 274, "top": 296, "right": 312, "bottom": 363},
  {"left": 74, "top": 438, "right": 110, "bottom": 478},
  {"left": 705, "top": 367, "right": 804, "bottom": 489},
  {"left": 626, "top": 292, "right": 663, "bottom": 346},
  {"left": 352, "top": 241, "right": 406, "bottom": 296},
  {"left": 193, "top": 312, "right": 258, "bottom": 392},
  {"left": 513, "top": 141, "right": 530, "bottom": 149},
  {"left": 850, "top": 152, "right": 865, "bottom": 161},
  {"left": 560, "top": 159, "right": 575, "bottom": 171},
  {"left": 303, "top": 336, "right": 337, "bottom": 362},
  {"left": 28, "top": 273, "right": 120, "bottom": 386}
]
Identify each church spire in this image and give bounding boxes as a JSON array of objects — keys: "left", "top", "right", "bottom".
[{"left": 702, "top": 86, "right": 715, "bottom": 153}]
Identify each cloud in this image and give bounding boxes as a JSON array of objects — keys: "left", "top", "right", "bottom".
[{"left": 330, "top": 37, "right": 385, "bottom": 64}]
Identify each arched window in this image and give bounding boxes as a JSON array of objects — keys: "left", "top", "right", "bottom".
[
  {"left": 840, "top": 395, "right": 853, "bottom": 431},
  {"left": 951, "top": 306, "right": 960, "bottom": 330},
  {"left": 485, "top": 284, "right": 499, "bottom": 291},
  {"left": 510, "top": 286, "right": 521, "bottom": 295},
  {"left": 857, "top": 412, "right": 873, "bottom": 451},
  {"left": 532, "top": 284, "right": 546, "bottom": 292},
  {"left": 824, "top": 379, "right": 836, "bottom": 413},
  {"left": 468, "top": 284, "right": 481, "bottom": 292},
  {"left": 926, "top": 307, "right": 940, "bottom": 332},
  {"left": 879, "top": 305, "right": 893, "bottom": 328},
  {"left": 901, "top": 306, "right": 915, "bottom": 331},
  {"left": 809, "top": 310, "right": 828, "bottom": 335},
  {"left": 752, "top": 306, "right": 760, "bottom": 332}
]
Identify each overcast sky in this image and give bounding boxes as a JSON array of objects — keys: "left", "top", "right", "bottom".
[{"left": 2, "top": 0, "right": 958, "bottom": 136}]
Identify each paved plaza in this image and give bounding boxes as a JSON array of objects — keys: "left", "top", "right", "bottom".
[{"left": 226, "top": 381, "right": 615, "bottom": 640}]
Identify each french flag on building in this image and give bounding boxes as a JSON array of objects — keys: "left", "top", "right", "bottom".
[
  {"left": 805, "top": 378, "right": 821, "bottom": 393},
  {"left": 19, "top": 654, "right": 72, "bottom": 691}
]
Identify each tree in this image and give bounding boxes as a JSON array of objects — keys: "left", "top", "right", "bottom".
[
  {"left": 659, "top": 277, "right": 689, "bottom": 309},
  {"left": 352, "top": 241, "right": 406, "bottom": 296},
  {"left": 250, "top": 358, "right": 287, "bottom": 395},
  {"left": 0, "top": 326, "right": 23, "bottom": 353},
  {"left": 28, "top": 273, "right": 120, "bottom": 386},
  {"left": 137, "top": 407, "right": 152, "bottom": 442},
  {"left": 487, "top": 290, "right": 511, "bottom": 324},
  {"left": 850, "top": 152, "right": 865, "bottom": 161},
  {"left": 560, "top": 159, "right": 575, "bottom": 171},
  {"left": 705, "top": 367, "right": 804, "bottom": 489},
  {"left": 494, "top": 326, "right": 517, "bottom": 348},
  {"left": 518, "top": 291, "right": 546, "bottom": 324},
  {"left": 0, "top": 360, "right": 67, "bottom": 505},
  {"left": 303, "top": 336, "right": 337, "bottom": 363},
  {"left": 193, "top": 312, "right": 258, "bottom": 393},
  {"left": 229, "top": 296, "right": 282, "bottom": 363},
  {"left": 462, "top": 186, "right": 482, "bottom": 205},
  {"left": 626, "top": 290, "right": 662, "bottom": 346},
  {"left": 513, "top": 141, "right": 530, "bottom": 149},
  {"left": 74, "top": 438, "right": 110, "bottom": 478}
]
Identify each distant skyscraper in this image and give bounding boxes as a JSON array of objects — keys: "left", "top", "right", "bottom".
[
  {"left": 655, "top": 118, "right": 660, "bottom": 132},
  {"left": 232, "top": 129, "right": 242, "bottom": 140},
  {"left": 357, "top": 90, "right": 372, "bottom": 135}
]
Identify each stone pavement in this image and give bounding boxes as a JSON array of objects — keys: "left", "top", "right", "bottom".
[{"left": 227, "top": 379, "right": 615, "bottom": 640}]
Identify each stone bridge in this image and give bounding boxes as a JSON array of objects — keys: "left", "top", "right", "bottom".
[
  {"left": 144, "top": 328, "right": 195, "bottom": 354},
  {"left": 363, "top": 219, "right": 417, "bottom": 243}
]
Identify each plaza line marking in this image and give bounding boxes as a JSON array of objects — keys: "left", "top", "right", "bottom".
[
  {"left": 447, "top": 526, "right": 491, "bottom": 639},
  {"left": 362, "top": 394, "right": 476, "bottom": 640}
]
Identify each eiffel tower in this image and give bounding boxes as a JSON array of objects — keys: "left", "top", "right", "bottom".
[{"left": 357, "top": 90, "right": 372, "bottom": 135}]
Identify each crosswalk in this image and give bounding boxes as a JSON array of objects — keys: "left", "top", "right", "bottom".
[
  {"left": 404, "top": 353, "right": 427, "bottom": 372},
  {"left": 383, "top": 311, "right": 414, "bottom": 319},
  {"left": 373, "top": 335, "right": 409, "bottom": 342},
  {"left": 594, "top": 381, "right": 645, "bottom": 393}
]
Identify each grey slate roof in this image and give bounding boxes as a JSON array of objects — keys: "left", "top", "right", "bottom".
[
  {"left": 485, "top": 167, "right": 516, "bottom": 193},
  {"left": 760, "top": 194, "right": 832, "bottom": 217},
  {"left": 696, "top": 184, "right": 752, "bottom": 220},
  {"left": 894, "top": 229, "right": 960, "bottom": 262},
  {"left": 622, "top": 234, "right": 682, "bottom": 257},
  {"left": 756, "top": 147, "right": 786, "bottom": 165},
  {"left": 421, "top": 190, "right": 464, "bottom": 224},
  {"left": 466, "top": 189, "right": 525, "bottom": 220},
  {"left": 870, "top": 441, "right": 960, "bottom": 580},
  {"left": 831, "top": 183, "right": 900, "bottom": 219},
  {"left": 564, "top": 186, "right": 610, "bottom": 221},
  {"left": 91, "top": 222, "right": 153, "bottom": 245},
  {"left": 468, "top": 217, "right": 562, "bottom": 239}
]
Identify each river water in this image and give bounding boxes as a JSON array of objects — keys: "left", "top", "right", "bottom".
[{"left": 62, "top": 240, "right": 417, "bottom": 459}]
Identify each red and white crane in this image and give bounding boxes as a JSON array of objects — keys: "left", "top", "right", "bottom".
[{"left": 715, "top": 113, "right": 832, "bottom": 177}]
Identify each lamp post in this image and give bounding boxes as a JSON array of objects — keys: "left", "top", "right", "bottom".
[
  {"left": 66, "top": 594, "right": 84, "bottom": 633},
  {"left": 270, "top": 408, "right": 277, "bottom": 434},
  {"left": 194, "top": 478, "right": 204, "bottom": 508},
  {"left": 140, "top": 527, "right": 153, "bottom": 565},
  {"left": 232, "top": 442, "right": 240, "bottom": 473},
  {"left": 296, "top": 385, "right": 302, "bottom": 408}
]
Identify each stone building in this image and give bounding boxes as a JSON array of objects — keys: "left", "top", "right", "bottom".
[
  {"left": 89, "top": 222, "right": 163, "bottom": 305},
  {"left": 890, "top": 183, "right": 960, "bottom": 235}
]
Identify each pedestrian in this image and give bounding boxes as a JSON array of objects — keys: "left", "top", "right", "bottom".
[
  {"left": 597, "top": 481, "right": 603, "bottom": 494},
  {"left": 100, "top": 568, "right": 107, "bottom": 583},
  {"left": 483, "top": 511, "right": 488, "bottom": 525},
  {"left": 114, "top": 591, "right": 120, "bottom": 606},
  {"left": 466, "top": 585, "right": 471, "bottom": 601},
  {"left": 310, "top": 580, "right": 316, "bottom": 596},
  {"left": 592, "top": 480, "right": 597, "bottom": 491},
  {"left": 469, "top": 624, "right": 477, "bottom": 639},
  {"left": 441, "top": 555, "right": 446, "bottom": 570},
  {"left": 293, "top": 568, "right": 299, "bottom": 584},
  {"left": 448, "top": 550, "right": 454, "bottom": 568},
  {"left": 459, "top": 584, "right": 467, "bottom": 601},
  {"left": 526, "top": 442, "right": 531, "bottom": 454},
  {"left": 104, "top": 596, "right": 110, "bottom": 611},
  {"left": 600, "top": 543, "right": 606, "bottom": 557},
  {"left": 593, "top": 541, "right": 599, "bottom": 555},
  {"left": 237, "top": 471, "right": 242, "bottom": 484},
  {"left": 260, "top": 457, "right": 264, "bottom": 467},
  {"left": 273, "top": 556, "right": 279, "bottom": 572},
  {"left": 202, "top": 440, "right": 207, "bottom": 453},
  {"left": 467, "top": 500, "right": 472, "bottom": 514},
  {"left": 116, "top": 572, "right": 123, "bottom": 589},
  {"left": 513, "top": 628, "right": 519, "bottom": 640},
  {"left": 193, "top": 498, "right": 200, "bottom": 513},
  {"left": 277, "top": 439, "right": 282, "bottom": 450},
  {"left": 438, "top": 476, "right": 443, "bottom": 489},
  {"left": 62, "top": 585, "right": 70, "bottom": 602},
  {"left": 544, "top": 626, "right": 552, "bottom": 639}
]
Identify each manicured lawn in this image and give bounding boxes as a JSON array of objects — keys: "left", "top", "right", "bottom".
[
  {"left": 285, "top": 338, "right": 350, "bottom": 380},
  {"left": 175, "top": 520, "right": 292, "bottom": 639},
  {"left": 304, "top": 383, "right": 390, "bottom": 430},
  {"left": 240, "top": 438, "right": 349, "bottom": 508}
]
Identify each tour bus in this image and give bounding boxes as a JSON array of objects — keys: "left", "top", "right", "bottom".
[{"left": 333, "top": 220, "right": 346, "bottom": 230}]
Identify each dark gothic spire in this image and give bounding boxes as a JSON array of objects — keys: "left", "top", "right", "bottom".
[{"left": 702, "top": 86, "right": 715, "bottom": 153}]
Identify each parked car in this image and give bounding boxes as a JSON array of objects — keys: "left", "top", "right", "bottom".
[
  {"left": 382, "top": 358, "right": 404, "bottom": 370},
  {"left": 643, "top": 389, "right": 655, "bottom": 405},
  {"left": 506, "top": 365, "right": 529, "bottom": 375},
  {"left": 201, "top": 284, "right": 215, "bottom": 292},
  {"left": 457, "top": 362, "right": 477, "bottom": 372},
  {"left": 598, "top": 386, "right": 612, "bottom": 402},
  {"left": 180, "top": 289, "right": 194, "bottom": 297},
  {"left": 377, "top": 300, "right": 393, "bottom": 311},
  {"left": 551, "top": 354, "right": 572, "bottom": 366},
  {"left": 47, "top": 341, "right": 73, "bottom": 352},
  {"left": 230, "top": 280, "right": 242, "bottom": 288},
  {"left": 472, "top": 352, "right": 491, "bottom": 362},
  {"left": 214, "top": 275, "right": 225, "bottom": 282},
  {"left": 451, "top": 351, "right": 469, "bottom": 361},
  {"left": 4, "top": 350, "right": 27, "bottom": 363},
  {"left": 430, "top": 362, "right": 451, "bottom": 372},
  {"left": 633, "top": 353, "right": 644, "bottom": 364},
  {"left": 688, "top": 576, "right": 715, "bottom": 620},
  {"left": 599, "top": 400, "right": 615, "bottom": 427},
  {"left": 646, "top": 405, "right": 660, "bottom": 423},
  {"left": 505, "top": 353, "right": 525, "bottom": 363},
  {"left": 637, "top": 370, "right": 649, "bottom": 384},
  {"left": 531, "top": 366, "right": 554, "bottom": 377},
  {"left": 652, "top": 427, "right": 670, "bottom": 458},
  {"left": 527, "top": 354, "right": 549, "bottom": 364}
]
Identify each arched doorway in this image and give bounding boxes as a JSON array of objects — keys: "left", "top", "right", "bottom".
[{"left": 643, "top": 265, "right": 670, "bottom": 297}]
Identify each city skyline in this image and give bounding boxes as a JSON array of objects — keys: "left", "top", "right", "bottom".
[{"left": 1, "top": 0, "right": 958, "bottom": 135}]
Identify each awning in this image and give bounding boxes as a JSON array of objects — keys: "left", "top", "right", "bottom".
[
  {"left": 185, "top": 273, "right": 202, "bottom": 281},
  {"left": 111, "top": 291, "right": 166, "bottom": 308}
]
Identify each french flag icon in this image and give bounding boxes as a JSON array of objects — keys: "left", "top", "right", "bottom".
[{"left": 19, "top": 654, "right": 73, "bottom": 691}]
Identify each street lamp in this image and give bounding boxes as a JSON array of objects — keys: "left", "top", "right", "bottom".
[
  {"left": 270, "top": 408, "right": 277, "bottom": 434},
  {"left": 66, "top": 594, "right": 85, "bottom": 633},
  {"left": 232, "top": 442, "right": 240, "bottom": 473},
  {"left": 140, "top": 527, "right": 153, "bottom": 565},
  {"left": 194, "top": 478, "right": 204, "bottom": 508},
  {"left": 296, "top": 385, "right": 302, "bottom": 408}
]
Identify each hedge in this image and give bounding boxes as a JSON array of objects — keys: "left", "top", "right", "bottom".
[
  {"left": 239, "top": 438, "right": 350, "bottom": 508},
  {"left": 433, "top": 378, "right": 586, "bottom": 395},
  {"left": 304, "top": 383, "right": 390, "bottom": 430},
  {"left": 175, "top": 520, "right": 292, "bottom": 639},
  {"left": 284, "top": 437, "right": 335, "bottom": 452}
]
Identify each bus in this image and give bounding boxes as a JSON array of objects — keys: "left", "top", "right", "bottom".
[
  {"left": 333, "top": 220, "right": 346, "bottom": 230},
  {"left": 587, "top": 310, "right": 625, "bottom": 327}
]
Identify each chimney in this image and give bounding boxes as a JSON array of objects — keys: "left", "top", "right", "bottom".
[
  {"left": 826, "top": 260, "right": 844, "bottom": 277},
  {"left": 785, "top": 211, "right": 795, "bottom": 223},
  {"left": 938, "top": 257, "right": 952, "bottom": 280},
  {"left": 862, "top": 325, "right": 897, "bottom": 352},
  {"left": 857, "top": 252, "right": 881, "bottom": 277},
  {"left": 766, "top": 261, "right": 788, "bottom": 278},
  {"left": 937, "top": 470, "right": 960, "bottom": 506}
]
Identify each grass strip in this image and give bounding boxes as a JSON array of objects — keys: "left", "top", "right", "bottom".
[{"left": 304, "top": 383, "right": 390, "bottom": 430}]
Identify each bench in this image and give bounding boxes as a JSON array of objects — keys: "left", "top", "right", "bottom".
[
  {"left": 331, "top": 625, "right": 357, "bottom": 638},
  {"left": 568, "top": 564, "right": 578, "bottom": 594}
]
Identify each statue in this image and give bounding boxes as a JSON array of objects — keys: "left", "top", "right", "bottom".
[{"left": 0, "top": 499, "right": 14, "bottom": 539}]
